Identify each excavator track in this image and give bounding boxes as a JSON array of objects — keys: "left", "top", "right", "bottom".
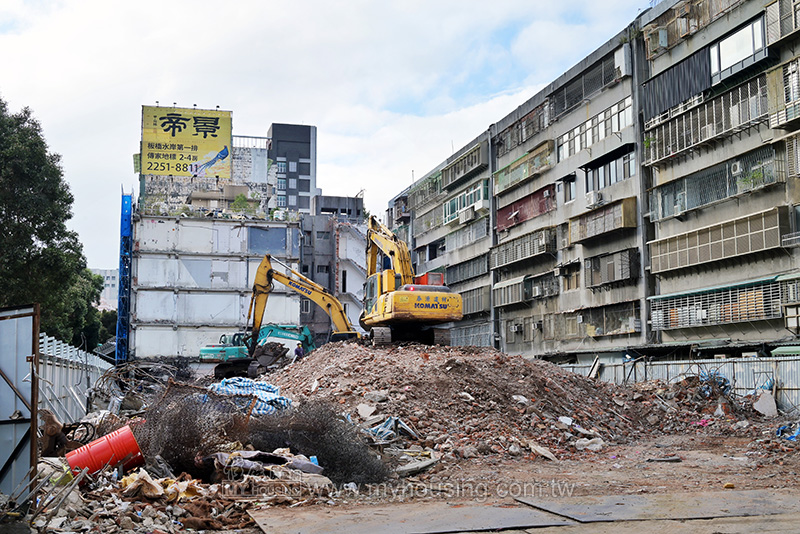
[{"left": 370, "top": 327, "right": 393, "bottom": 346}]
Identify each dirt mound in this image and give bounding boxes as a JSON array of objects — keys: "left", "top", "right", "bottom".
[{"left": 267, "top": 342, "right": 661, "bottom": 456}]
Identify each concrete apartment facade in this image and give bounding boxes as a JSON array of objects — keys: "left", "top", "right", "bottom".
[
  {"left": 389, "top": 0, "right": 800, "bottom": 362},
  {"left": 300, "top": 195, "right": 367, "bottom": 346},
  {"left": 91, "top": 268, "right": 119, "bottom": 311}
]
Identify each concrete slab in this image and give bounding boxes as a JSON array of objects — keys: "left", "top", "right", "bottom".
[
  {"left": 515, "top": 489, "right": 800, "bottom": 523},
  {"left": 249, "top": 501, "right": 574, "bottom": 534}
]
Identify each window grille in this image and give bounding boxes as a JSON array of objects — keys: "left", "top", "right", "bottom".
[
  {"left": 445, "top": 218, "right": 490, "bottom": 250},
  {"left": 569, "top": 198, "right": 637, "bottom": 244},
  {"left": 643, "top": 74, "right": 767, "bottom": 165},
  {"left": 408, "top": 172, "right": 443, "bottom": 211},
  {"left": 550, "top": 54, "right": 616, "bottom": 118},
  {"left": 461, "top": 286, "right": 491, "bottom": 315},
  {"left": 491, "top": 228, "right": 556, "bottom": 269},
  {"left": 650, "top": 146, "right": 784, "bottom": 221},
  {"left": 584, "top": 249, "right": 639, "bottom": 288},
  {"left": 650, "top": 279, "right": 783, "bottom": 330},
  {"left": 494, "top": 141, "right": 554, "bottom": 195},
  {"left": 446, "top": 254, "right": 489, "bottom": 285},
  {"left": 412, "top": 204, "right": 444, "bottom": 238},
  {"left": 650, "top": 207, "right": 785, "bottom": 273},
  {"left": 494, "top": 277, "right": 526, "bottom": 307},
  {"left": 442, "top": 143, "right": 488, "bottom": 189}
]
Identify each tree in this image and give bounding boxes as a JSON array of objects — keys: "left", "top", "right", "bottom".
[
  {"left": 99, "top": 309, "right": 117, "bottom": 342},
  {"left": 231, "top": 193, "right": 251, "bottom": 214},
  {"left": 0, "top": 97, "right": 89, "bottom": 342}
]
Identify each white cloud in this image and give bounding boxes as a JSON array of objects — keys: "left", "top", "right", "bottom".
[{"left": 0, "top": 0, "right": 646, "bottom": 267}]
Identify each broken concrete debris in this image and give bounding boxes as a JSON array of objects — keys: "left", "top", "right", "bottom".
[{"left": 10, "top": 342, "right": 794, "bottom": 532}]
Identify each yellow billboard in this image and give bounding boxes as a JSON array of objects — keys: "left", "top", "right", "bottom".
[{"left": 141, "top": 106, "right": 232, "bottom": 179}]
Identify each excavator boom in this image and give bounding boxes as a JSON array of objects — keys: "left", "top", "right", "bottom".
[{"left": 246, "top": 254, "right": 359, "bottom": 356}]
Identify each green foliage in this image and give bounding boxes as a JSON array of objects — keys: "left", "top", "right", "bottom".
[
  {"left": 0, "top": 96, "right": 92, "bottom": 344},
  {"left": 231, "top": 193, "right": 251, "bottom": 213},
  {"left": 99, "top": 309, "right": 117, "bottom": 342}
]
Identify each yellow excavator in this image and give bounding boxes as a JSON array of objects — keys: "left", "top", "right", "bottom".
[
  {"left": 247, "top": 254, "right": 361, "bottom": 350},
  {"left": 359, "top": 215, "right": 462, "bottom": 345}
]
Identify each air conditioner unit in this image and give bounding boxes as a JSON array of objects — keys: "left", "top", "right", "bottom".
[
  {"left": 730, "top": 160, "right": 742, "bottom": 175},
  {"left": 537, "top": 232, "right": 547, "bottom": 247},
  {"left": 532, "top": 286, "right": 542, "bottom": 298},
  {"left": 509, "top": 324, "right": 521, "bottom": 333},
  {"left": 543, "top": 189, "right": 550, "bottom": 198},
  {"left": 586, "top": 191, "right": 603, "bottom": 207},
  {"left": 700, "top": 124, "right": 716, "bottom": 139},
  {"left": 576, "top": 314, "right": 584, "bottom": 324},
  {"left": 533, "top": 321, "right": 543, "bottom": 330},
  {"left": 553, "top": 267, "right": 562, "bottom": 277},
  {"left": 458, "top": 206, "right": 475, "bottom": 224}
]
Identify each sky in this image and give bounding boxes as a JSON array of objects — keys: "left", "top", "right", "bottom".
[{"left": 0, "top": 0, "right": 650, "bottom": 268}]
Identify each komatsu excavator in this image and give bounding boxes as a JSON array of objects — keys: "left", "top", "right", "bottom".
[{"left": 359, "top": 216, "right": 462, "bottom": 345}]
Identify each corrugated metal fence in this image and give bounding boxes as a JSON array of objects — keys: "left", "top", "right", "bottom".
[
  {"left": 562, "top": 356, "right": 800, "bottom": 414},
  {"left": 38, "top": 334, "right": 112, "bottom": 424}
]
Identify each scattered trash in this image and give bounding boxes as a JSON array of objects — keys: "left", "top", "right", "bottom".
[
  {"left": 575, "top": 438, "right": 605, "bottom": 452},
  {"left": 207, "top": 377, "right": 292, "bottom": 415},
  {"left": 646, "top": 455, "right": 682, "bottom": 463},
  {"left": 753, "top": 391, "right": 778, "bottom": 418}
]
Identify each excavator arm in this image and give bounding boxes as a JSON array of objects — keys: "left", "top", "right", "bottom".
[
  {"left": 365, "top": 215, "right": 415, "bottom": 285},
  {"left": 246, "top": 254, "right": 359, "bottom": 356}
]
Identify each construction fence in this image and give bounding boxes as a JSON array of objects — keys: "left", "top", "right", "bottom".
[
  {"left": 38, "top": 334, "right": 113, "bottom": 424},
  {"left": 562, "top": 355, "right": 800, "bottom": 414}
]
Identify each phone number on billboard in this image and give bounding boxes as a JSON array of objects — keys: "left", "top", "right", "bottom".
[{"left": 146, "top": 162, "right": 198, "bottom": 172}]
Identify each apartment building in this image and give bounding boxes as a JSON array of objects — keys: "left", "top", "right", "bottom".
[
  {"left": 389, "top": 0, "right": 800, "bottom": 362},
  {"left": 268, "top": 124, "right": 318, "bottom": 214},
  {"left": 641, "top": 0, "right": 800, "bottom": 358}
]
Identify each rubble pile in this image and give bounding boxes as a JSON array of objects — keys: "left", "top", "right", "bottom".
[
  {"left": 269, "top": 343, "right": 653, "bottom": 457},
  {"left": 269, "top": 343, "right": 768, "bottom": 460}
]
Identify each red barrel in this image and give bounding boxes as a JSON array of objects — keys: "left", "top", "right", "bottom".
[{"left": 66, "top": 425, "right": 144, "bottom": 475}]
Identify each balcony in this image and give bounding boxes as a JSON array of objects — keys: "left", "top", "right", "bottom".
[
  {"left": 569, "top": 197, "right": 637, "bottom": 244},
  {"left": 441, "top": 142, "right": 488, "bottom": 190},
  {"left": 649, "top": 146, "right": 785, "bottom": 221},
  {"left": 649, "top": 207, "right": 786, "bottom": 274},
  {"left": 491, "top": 228, "right": 556, "bottom": 269},
  {"left": 642, "top": 75, "right": 767, "bottom": 166},
  {"left": 650, "top": 277, "right": 783, "bottom": 330},
  {"left": 494, "top": 140, "right": 553, "bottom": 195}
]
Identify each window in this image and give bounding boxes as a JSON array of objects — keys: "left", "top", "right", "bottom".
[
  {"left": 276, "top": 161, "right": 287, "bottom": 174},
  {"left": 586, "top": 151, "right": 635, "bottom": 192},
  {"left": 277, "top": 178, "right": 286, "bottom": 190},
  {"left": 564, "top": 177, "right": 576, "bottom": 203},
  {"left": 709, "top": 18, "right": 765, "bottom": 77},
  {"left": 342, "top": 269, "right": 347, "bottom": 293},
  {"left": 289, "top": 178, "right": 297, "bottom": 190},
  {"left": 289, "top": 161, "right": 297, "bottom": 173},
  {"left": 298, "top": 162, "right": 311, "bottom": 175},
  {"left": 276, "top": 195, "right": 286, "bottom": 207},
  {"left": 344, "top": 303, "right": 349, "bottom": 316},
  {"left": 316, "top": 231, "right": 330, "bottom": 240},
  {"left": 301, "top": 299, "right": 311, "bottom": 313},
  {"left": 317, "top": 264, "right": 330, "bottom": 274},
  {"left": 288, "top": 195, "right": 297, "bottom": 206},
  {"left": 563, "top": 264, "right": 581, "bottom": 291},
  {"left": 302, "top": 264, "right": 309, "bottom": 274},
  {"left": 556, "top": 97, "right": 632, "bottom": 162}
]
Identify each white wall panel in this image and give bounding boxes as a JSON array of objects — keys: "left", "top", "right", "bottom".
[
  {"left": 177, "top": 222, "right": 213, "bottom": 253},
  {"left": 137, "top": 218, "right": 178, "bottom": 251},
  {"left": 134, "top": 291, "right": 176, "bottom": 323}
]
